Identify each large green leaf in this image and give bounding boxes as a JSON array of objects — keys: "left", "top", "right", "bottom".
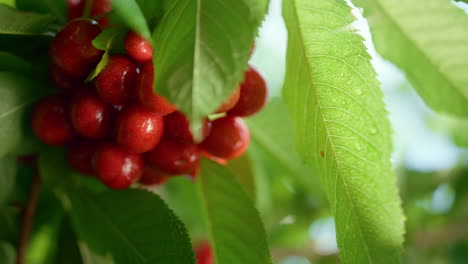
[
  {"left": 282, "top": 0, "right": 404, "bottom": 263},
  {"left": 0, "top": 157, "right": 16, "bottom": 207},
  {"left": 0, "top": 242, "right": 15, "bottom": 264},
  {"left": 153, "top": 0, "right": 269, "bottom": 130},
  {"left": 353, "top": 0, "right": 468, "bottom": 117},
  {"left": 111, "top": 0, "right": 150, "bottom": 39},
  {"left": 0, "top": 52, "right": 32, "bottom": 73},
  {"left": 15, "top": 0, "right": 66, "bottom": 22},
  {"left": 0, "top": 4, "right": 54, "bottom": 35},
  {"left": 67, "top": 189, "right": 195, "bottom": 264},
  {"left": 0, "top": 72, "right": 48, "bottom": 157},
  {"left": 198, "top": 160, "right": 272, "bottom": 264}
]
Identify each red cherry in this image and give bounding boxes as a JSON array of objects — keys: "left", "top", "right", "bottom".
[
  {"left": 50, "top": 63, "right": 82, "bottom": 92},
  {"left": 70, "top": 89, "right": 115, "bottom": 139},
  {"left": 216, "top": 87, "right": 240, "bottom": 113},
  {"left": 94, "top": 143, "right": 144, "bottom": 189},
  {"left": 164, "top": 112, "right": 211, "bottom": 143},
  {"left": 201, "top": 117, "right": 250, "bottom": 160},
  {"left": 95, "top": 55, "right": 138, "bottom": 105},
  {"left": 200, "top": 150, "right": 227, "bottom": 166},
  {"left": 50, "top": 19, "right": 103, "bottom": 78},
  {"left": 115, "top": 104, "right": 164, "bottom": 154},
  {"left": 32, "top": 95, "right": 75, "bottom": 146},
  {"left": 136, "top": 63, "right": 177, "bottom": 115},
  {"left": 195, "top": 242, "right": 213, "bottom": 264},
  {"left": 67, "top": 142, "right": 96, "bottom": 175},
  {"left": 227, "top": 66, "right": 268, "bottom": 117},
  {"left": 139, "top": 166, "right": 169, "bottom": 186},
  {"left": 124, "top": 31, "right": 153, "bottom": 63},
  {"left": 146, "top": 139, "right": 200, "bottom": 175},
  {"left": 67, "top": 0, "right": 111, "bottom": 25}
]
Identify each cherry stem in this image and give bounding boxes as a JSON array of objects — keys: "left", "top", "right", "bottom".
[{"left": 16, "top": 156, "right": 41, "bottom": 264}]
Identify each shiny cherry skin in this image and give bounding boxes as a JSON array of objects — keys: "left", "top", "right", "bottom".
[
  {"left": 70, "top": 89, "right": 115, "bottom": 139},
  {"left": 139, "top": 166, "right": 169, "bottom": 186},
  {"left": 136, "top": 63, "right": 177, "bottom": 115},
  {"left": 201, "top": 116, "right": 250, "bottom": 160},
  {"left": 200, "top": 150, "right": 227, "bottom": 166},
  {"left": 94, "top": 143, "right": 144, "bottom": 189},
  {"left": 32, "top": 95, "right": 75, "bottom": 146},
  {"left": 124, "top": 31, "right": 153, "bottom": 63},
  {"left": 95, "top": 55, "right": 138, "bottom": 105},
  {"left": 67, "top": 0, "right": 111, "bottom": 25},
  {"left": 146, "top": 139, "right": 200, "bottom": 175},
  {"left": 227, "top": 66, "right": 268, "bottom": 117},
  {"left": 115, "top": 104, "right": 164, "bottom": 154},
  {"left": 50, "top": 63, "right": 81, "bottom": 91},
  {"left": 67, "top": 141, "right": 96, "bottom": 175},
  {"left": 164, "top": 112, "right": 211, "bottom": 143},
  {"left": 50, "top": 19, "right": 103, "bottom": 78},
  {"left": 216, "top": 87, "right": 240, "bottom": 113},
  {"left": 195, "top": 242, "right": 213, "bottom": 264}
]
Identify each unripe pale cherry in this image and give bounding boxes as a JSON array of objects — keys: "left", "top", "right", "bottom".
[
  {"left": 67, "top": 141, "right": 96, "bottom": 175},
  {"left": 136, "top": 63, "right": 177, "bottom": 115},
  {"left": 50, "top": 19, "right": 103, "bottom": 78},
  {"left": 139, "top": 166, "right": 169, "bottom": 186},
  {"left": 32, "top": 95, "right": 75, "bottom": 146},
  {"left": 201, "top": 116, "right": 250, "bottom": 160},
  {"left": 115, "top": 104, "right": 164, "bottom": 154},
  {"left": 146, "top": 139, "right": 200, "bottom": 175},
  {"left": 94, "top": 143, "right": 144, "bottom": 189},
  {"left": 95, "top": 55, "right": 139, "bottom": 105},
  {"left": 227, "top": 66, "right": 268, "bottom": 117},
  {"left": 70, "top": 89, "right": 115, "bottom": 139},
  {"left": 124, "top": 31, "right": 153, "bottom": 63},
  {"left": 164, "top": 112, "right": 211, "bottom": 143}
]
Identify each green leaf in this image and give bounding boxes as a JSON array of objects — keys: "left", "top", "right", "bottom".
[
  {"left": 67, "top": 188, "right": 195, "bottom": 264},
  {"left": 0, "top": 157, "right": 16, "bottom": 207},
  {"left": 227, "top": 155, "right": 256, "bottom": 200},
  {"left": 198, "top": 160, "right": 272, "bottom": 264},
  {"left": 0, "top": 4, "right": 55, "bottom": 35},
  {"left": 0, "top": 52, "right": 32, "bottom": 73},
  {"left": 111, "top": 0, "right": 150, "bottom": 39},
  {"left": 0, "top": 72, "right": 48, "bottom": 157},
  {"left": 353, "top": 0, "right": 468, "bottom": 117},
  {"left": 0, "top": 242, "right": 15, "bottom": 264},
  {"left": 153, "top": 0, "right": 269, "bottom": 130},
  {"left": 282, "top": 0, "right": 404, "bottom": 263},
  {"left": 16, "top": 0, "right": 66, "bottom": 22},
  {"left": 136, "top": 0, "right": 163, "bottom": 22},
  {"left": 55, "top": 219, "right": 84, "bottom": 264},
  {"left": 86, "top": 27, "right": 127, "bottom": 82}
]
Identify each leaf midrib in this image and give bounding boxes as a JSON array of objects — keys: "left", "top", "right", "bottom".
[
  {"left": 370, "top": 0, "right": 468, "bottom": 100},
  {"left": 290, "top": 0, "right": 373, "bottom": 262}
]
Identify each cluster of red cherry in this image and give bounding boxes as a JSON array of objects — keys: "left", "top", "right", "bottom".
[{"left": 31, "top": 4, "right": 268, "bottom": 190}]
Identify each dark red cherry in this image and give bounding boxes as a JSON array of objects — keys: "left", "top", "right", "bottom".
[
  {"left": 216, "top": 87, "right": 240, "bottom": 113},
  {"left": 67, "top": 142, "right": 96, "bottom": 175},
  {"left": 146, "top": 139, "right": 200, "bottom": 175},
  {"left": 201, "top": 117, "right": 250, "bottom": 160},
  {"left": 115, "top": 104, "right": 164, "bottom": 154},
  {"left": 94, "top": 143, "right": 144, "bottom": 189},
  {"left": 164, "top": 112, "right": 211, "bottom": 143},
  {"left": 32, "top": 95, "right": 75, "bottom": 146},
  {"left": 136, "top": 63, "right": 177, "bottom": 115},
  {"left": 50, "top": 19, "right": 103, "bottom": 78},
  {"left": 67, "top": 0, "right": 111, "bottom": 25},
  {"left": 139, "top": 166, "right": 169, "bottom": 186},
  {"left": 95, "top": 55, "right": 138, "bottom": 105},
  {"left": 50, "top": 63, "right": 81, "bottom": 91},
  {"left": 195, "top": 242, "right": 213, "bottom": 264},
  {"left": 124, "top": 31, "right": 153, "bottom": 63},
  {"left": 70, "top": 89, "right": 115, "bottom": 139},
  {"left": 227, "top": 66, "right": 268, "bottom": 117}
]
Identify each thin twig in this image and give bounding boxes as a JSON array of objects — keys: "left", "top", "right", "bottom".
[{"left": 16, "top": 158, "right": 41, "bottom": 264}]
